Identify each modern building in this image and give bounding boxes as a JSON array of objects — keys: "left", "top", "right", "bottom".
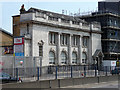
[
  {"left": 0, "top": 28, "right": 13, "bottom": 56},
  {"left": 80, "top": 1, "right": 120, "bottom": 61},
  {"left": 98, "top": 1, "right": 120, "bottom": 15},
  {"left": 12, "top": 5, "right": 103, "bottom": 66}
]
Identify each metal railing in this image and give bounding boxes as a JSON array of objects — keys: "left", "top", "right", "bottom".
[{"left": 1, "top": 65, "right": 118, "bottom": 82}]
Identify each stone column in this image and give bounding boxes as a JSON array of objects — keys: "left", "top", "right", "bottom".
[
  {"left": 78, "top": 36, "right": 82, "bottom": 64},
  {"left": 57, "top": 33, "right": 61, "bottom": 65},
  {"left": 68, "top": 34, "right": 72, "bottom": 65}
]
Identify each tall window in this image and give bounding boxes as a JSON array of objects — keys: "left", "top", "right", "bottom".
[
  {"left": 60, "top": 34, "right": 68, "bottom": 45},
  {"left": 61, "top": 52, "right": 67, "bottom": 64},
  {"left": 72, "top": 52, "right": 77, "bottom": 64},
  {"left": 109, "top": 19, "right": 112, "bottom": 26},
  {"left": 82, "top": 52, "right": 87, "bottom": 64},
  {"left": 83, "top": 37, "right": 88, "bottom": 47},
  {"left": 49, "top": 32, "right": 56, "bottom": 45},
  {"left": 49, "top": 51, "right": 55, "bottom": 64},
  {"left": 72, "top": 35, "right": 79, "bottom": 46}
]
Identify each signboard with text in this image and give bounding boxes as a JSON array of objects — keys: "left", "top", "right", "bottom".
[
  {"left": 14, "top": 37, "right": 24, "bottom": 45},
  {"left": 15, "top": 56, "right": 24, "bottom": 67},
  {"left": 14, "top": 37, "right": 24, "bottom": 67}
]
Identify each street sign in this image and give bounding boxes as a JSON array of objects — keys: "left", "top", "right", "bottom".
[
  {"left": 15, "top": 56, "right": 24, "bottom": 67},
  {"left": 15, "top": 52, "right": 24, "bottom": 56},
  {"left": 14, "top": 37, "right": 24, "bottom": 68},
  {"left": 14, "top": 37, "right": 24, "bottom": 45},
  {"left": 14, "top": 45, "right": 24, "bottom": 52}
]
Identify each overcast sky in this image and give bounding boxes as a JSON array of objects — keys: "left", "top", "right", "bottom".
[{"left": 0, "top": 0, "right": 102, "bottom": 33}]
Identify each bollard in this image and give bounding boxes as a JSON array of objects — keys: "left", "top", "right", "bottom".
[
  {"left": 71, "top": 66, "right": 73, "bottom": 78},
  {"left": 37, "top": 67, "right": 39, "bottom": 81},
  {"left": 55, "top": 66, "right": 58, "bottom": 79}
]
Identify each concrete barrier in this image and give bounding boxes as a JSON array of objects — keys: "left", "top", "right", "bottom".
[
  {"left": 82, "top": 77, "right": 98, "bottom": 84},
  {"left": 59, "top": 78, "right": 73, "bottom": 87},
  {"left": 98, "top": 75, "right": 118, "bottom": 83},
  {"left": 2, "top": 81, "right": 40, "bottom": 88},
  {"left": 50, "top": 79, "right": 59, "bottom": 88},
  {"left": 2, "top": 75, "right": 119, "bottom": 88},
  {"left": 99, "top": 76, "right": 109, "bottom": 83},
  {"left": 39, "top": 80, "right": 50, "bottom": 88},
  {"left": 73, "top": 78, "right": 83, "bottom": 85}
]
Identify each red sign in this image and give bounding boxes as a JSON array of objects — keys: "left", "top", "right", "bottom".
[
  {"left": 112, "top": 62, "right": 115, "bottom": 64},
  {"left": 14, "top": 37, "right": 24, "bottom": 45}
]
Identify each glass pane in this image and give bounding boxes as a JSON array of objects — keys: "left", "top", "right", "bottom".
[
  {"left": 72, "top": 52, "right": 77, "bottom": 63},
  {"left": 82, "top": 53, "right": 86, "bottom": 59},
  {"left": 61, "top": 52, "right": 67, "bottom": 64},
  {"left": 49, "top": 51, "right": 55, "bottom": 64}
]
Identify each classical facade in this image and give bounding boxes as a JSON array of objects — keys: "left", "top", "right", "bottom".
[{"left": 13, "top": 6, "right": 103, "bottom": 66}]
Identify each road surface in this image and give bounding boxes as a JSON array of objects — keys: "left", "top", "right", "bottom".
[{"left": 62, "top": 81, "right": 118, "bottom": 88}]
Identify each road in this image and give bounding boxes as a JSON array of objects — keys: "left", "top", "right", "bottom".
[
  {"left": 62, "top": 81, "right": 119, "bottom": 88},
  {"left": 41, "top": 81, "right": 119, "bottom": 90}
]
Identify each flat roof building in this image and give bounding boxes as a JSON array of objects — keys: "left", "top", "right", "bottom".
[{"left": 13, "top": 5, "right": 103, "bottom": 66}]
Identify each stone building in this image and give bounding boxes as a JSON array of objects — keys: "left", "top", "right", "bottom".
[{"left": 13, "top": 6, "right": 103, "bottom": 66}]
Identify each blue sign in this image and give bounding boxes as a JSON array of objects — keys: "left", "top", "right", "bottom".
[{"left": 15, "top": 53, "right": 24, "bottom": 56}]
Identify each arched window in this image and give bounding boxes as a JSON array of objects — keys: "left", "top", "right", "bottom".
[
  {"left": 72, "top": 52, "right": 77, "bottom": 64},
  {"left": 61, "top": 52, "right": 67, "bottom": 64},
  {"left": 82, "top": 52, "right": 87, "bottom": 64},
  {"left": 49, "top": 51, "right": 55, "bottom": 64}
]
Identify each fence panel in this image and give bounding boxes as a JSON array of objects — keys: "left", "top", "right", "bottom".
[{"left": 1, "top": 65, "right": 118, "bottom": 82}]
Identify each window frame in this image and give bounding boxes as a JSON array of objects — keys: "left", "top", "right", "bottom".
[
  {"left": 82, "top": 37, "right": 88, "bottom": 47},
  {"left": 60, "top": 34, "right": 68, "bottom": 46},
  {"left": 72, "top": 35, "right": 79, "bottom": 46},
  {"left": 49, "top": 32, "right": 56, "bottom": 45},
  {"left": 61, "top": 51, "right": 67, "bottom": 64},
  {"left": 49, "top": 51, "right": 55, "bottom": 64},
  {"left": 72, "top": 52, "right": 77, "bottom": 64},
  {"left": 82, "top": 52, "right": 87, "bottom": 64}
]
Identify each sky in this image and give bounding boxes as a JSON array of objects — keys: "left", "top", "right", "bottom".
[{"left": 0, "top": 0, "right": 102, "bottom": 34}]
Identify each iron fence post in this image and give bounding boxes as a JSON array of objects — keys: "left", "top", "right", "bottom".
[
  {"left": 71, "top": 66, "right": 73, "bottom": 78},
  {"left": 110, "top": 66, "right": 111, "bottom": 73},
  {"left": 16, "top": 68, "right": 18, "bottom": 80},
  {"left": 55, "top": 66, "right": 58, "bottom": 79},
  {"left": 95, "top": 66, "right": 97, "bottom": 77},
  {"left": 37, "top": 67, "right": 39, "bottom": 81},
  {"left": 106, "top": 66, "right": 107, "bottom": 76},
  {"left": 115, "top": 66, "right": 117, "bottom": 74},
  {"left": 84, "top": 65, "right": 86, "bottom": 77}
]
